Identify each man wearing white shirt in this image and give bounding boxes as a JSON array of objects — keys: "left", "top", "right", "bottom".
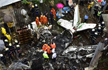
[{"left": 52, "top": 52, "right": 57, "bottom": 62}]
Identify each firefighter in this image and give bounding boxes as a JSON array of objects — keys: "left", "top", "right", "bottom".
[
  {"left": 97, "top": 27, "right": 101, "bottom": 35},
  {"left": 8, "top": 43, "right": 15, "bottom": 56},
  {"left": 15, "top": 39, "right": 19, "bottom": 45},
  {"left": 43, "top": 15, "right": 48, "bottom": 25},
  {"left": 0, "top": 54, "right": 7, "bottom": 65},
  {"left": 16, "top": 45, "right": 21, "bottom": 57},
  {"left": 35, "top": 17, "right": 39, "bottom": 26},
  {"left": 51, "top": 8, "right": 56, "bottom": 19},
  {"left": 4, "top": 48, "right": 13, "bottom": 60},
  {"left": 40, "top": 15, "right": 43, "bottom": 25},
  {"left": 4, "top": 39, "right": 9, "bottom": 47}
]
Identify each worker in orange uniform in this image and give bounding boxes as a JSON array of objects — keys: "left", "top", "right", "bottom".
[
  {"left": 43, "top": 44, "right": 49, "bottom": 51},
  {"left": 35, "top": 17, "right": 39, "bottom": 26},
  {"left": 51, "top": 8, "right": 56, "bottom": 19},
  {"left": 50, "top": 42, "right": 56, "bottom": 49},
  {"left": 43, "top": 15, "right": 48, "bottom": 25},
  {"left": 40, "top": 15, "right": 43, "bottom": 25}
]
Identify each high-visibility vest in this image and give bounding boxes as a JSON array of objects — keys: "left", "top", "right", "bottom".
[
  {"left": 43, "top": 53, "right": 49, "bottom": 58},
  {"left": 97, "top": 11, "right": 101, "bottom": 16},
  {"left": 5, "top": 34, "right": 11, "bottom": 42},
  {"left": 43, "top": 44, "right": 48, "bottom": 51},
  {"left": 1, "top": 27, "right": 6, "bottom": 34}
]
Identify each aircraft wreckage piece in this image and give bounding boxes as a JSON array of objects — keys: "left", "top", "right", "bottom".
[{"left": 57, "top": 5, "right": 96, "bottom": 33}]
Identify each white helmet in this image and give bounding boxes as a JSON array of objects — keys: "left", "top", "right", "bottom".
[
  {"left": 9, "top": 43, "right": 12, "bottom": 46},
  {"left": 95, "top": 32, "right": 98, "bottom": 35},
  {"left": 92, "top": 29, "right": 95, "bottom": 31},
  {"left": 4, "top": 39, "right": 8, "bottom": 42},
  {"left": 102, "top": 21, "right": 105, "bottom": 24},
  {"left": 35, "top": 4, "right": 37, "bottom": 7},
  {"left": 0, "top": 54, "right": 3, "bottom": 57},
  {"left": 5, "top": 48, "right": 9, "bottom": 51},
  {"left": 16, "top": 45, "right": 20, "bottom": 47},
  {"left": 15, "top": 40, "right": 18, "bottom": 43}
]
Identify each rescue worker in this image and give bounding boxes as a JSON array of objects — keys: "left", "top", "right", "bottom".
[
  {"left": 92, "top": 32, "right": 98, "bottom": 44},
  {"left": 16, "top": 45, "right": 21, "bottom": 57},
  {"left": 43, "top": 15, "right": 48, "bottom": 25},
  {"left": 15, "top": 39, "right": 19, "bottom": 45},
  {"left": 51, "top": 8, "right": 56, "bottom": 19},
  {"left": 52, "top": 52, "right": 57, "bottom": 62},
  {"left": 31, "top": 5, "right": 35, "bottom": 20},
  {"left": 66, "top": 0, "right": 69, "bottom": 6},
  {"left": 84, "top": 15, "right": 88, "bottom": 22},
  {"left": 101, "top": 0, "right": 106, "bottom": 10},
  {"left": 35, "top": 17, "right": 39, "bottom": 26},
  {"left": 97, "top": 27, "right": 101, "bottom": 35},
  {"left": 97, "top": 11, "right": 102, "bottom": 20},
  {"left": 8, "top": 43, "right": 15, "bottom": 56},
  {"left": 43, "top": 44, "right": 49, "bottom": 51},
  {"left": 93, "top": 4, "right": 99, "bottom": 17},
  {"left": 44, "top": 10, "right": 49, "bottom": 21},
  {"left": 4, "top": 39, "right": 9, "bottom": 47},
  {"left": 4, "top": 48, "right": 13, "bottom": 60},
  {"left": 3, "top": 15, "right": 13, "bottom": 33},
  {"left": 5, "top": 34, "right": 11, "bottom": 43},
  {"left": 101, "top": 21, "right": 105, "bottom": 34},
  {"left": 89, "top": 1, "right": 94, "bottom": 11},
  {"left": 40, "top": 15, "right": 43, "bottom": 25},
  {"left": 1, "top": 27, "right": 6, "bottom": 35},
  {"left": 50, "top": 42, "right": 56, "bottom": 49},
  {"left": 43, "top": 51, "right": 49, "bottom": 62},
  {"left": 50, "top": 0, "right": 54, "bottom": 8},
  {"left": 0, "top": 54, "right": 7, "bottom": 65},
  {"left": 50, "top": 12, "right": 54, "bottom": 24}
]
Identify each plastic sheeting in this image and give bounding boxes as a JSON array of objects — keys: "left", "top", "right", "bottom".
[{"left": 0, "top": 0, "right": 21, "bottom": 8}]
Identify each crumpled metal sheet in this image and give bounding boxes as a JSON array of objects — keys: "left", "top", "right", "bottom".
[{"left": 0, "top": 0, "right": 21, "bottom": 8}]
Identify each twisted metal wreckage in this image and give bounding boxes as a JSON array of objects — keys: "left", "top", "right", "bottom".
[{"left": 0, "top": 0, "right": 107, "bottom": 70}]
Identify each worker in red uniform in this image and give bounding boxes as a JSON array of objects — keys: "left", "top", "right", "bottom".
[
  {"left": 40, "top": 15, "right": 43, "bottom": 25},
  {"left": 47, "top": 46, "right": 51, "bottom": 54},
  {"left": 43, "top": 44, "right": 49, "bottom": 51},
  {"left": 35, "top": 17, "right": 39, "bottom": 26},
  {"left": 51, "top": 8, "right": 56, "bottom": 19},
  {"left": 43, "top": 15, "right": 48, "bottom": 25},
  {"left": 50, "top": 42, "right": 56, "bottom": 49}
]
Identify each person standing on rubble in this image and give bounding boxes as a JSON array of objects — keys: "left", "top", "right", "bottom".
[
  {"left": 50, "top": 42, "right": 56, "bottom": 49},
  {"left": 16, "top": 45, "right": 21, "bottom": 58},
  {"left": 40, "top": 15, "right": 43, "bottom": 25},
  {"left": 43, "top": 15, "right": 48, "bottom": 25},
  {"left": 51, "top": 8, "right": 56, "bottom": 20},
  {"left": 52, "top": 51, "right": 57, "bottom": 62},
  {"left": 50, "top": 12, "right": 54, "bottom": 24},
  {"left": 35, "top": 17, "right": 39, "bottom": 26},
  {"left": 0, "top": 54, "right": 7, "bottom": 65},
  {"left": 43, "top": 51, "right": 49, "bottom": 62},
  {"left": 84, "top": 14, "right": 88, "bottom": 22},
  {"left": 101, "top": 0, "right": 106, "bottom": 10}
]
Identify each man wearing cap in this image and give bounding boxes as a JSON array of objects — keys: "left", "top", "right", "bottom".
[
  {"left": 43, "top": 51, "right": 49, "bottom": 62},
  {"left": 16, "top": 45, "right": 21, "bottom": 57},
  {"left": 0, "top": 54, "right": 7, "bottom": 65}
]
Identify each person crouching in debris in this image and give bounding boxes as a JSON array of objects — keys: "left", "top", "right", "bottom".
[{"left": 43, "top": 51, "right": 49, "bottom": 62}]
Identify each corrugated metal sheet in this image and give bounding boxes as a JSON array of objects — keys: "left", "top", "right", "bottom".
[{"left": 0, "top": 0, "right": 21, "bottom": 8}]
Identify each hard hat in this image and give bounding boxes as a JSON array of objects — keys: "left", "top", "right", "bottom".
[
  {"left": 92, "top": 29, "right": 95, "bottom": 31},
  {"left": 95, "top": 32, "right": 98, "bottom": 35},
  {"left": 35, "top": 4, "right": 37, "bottom": 7},
  {"left": 9, "top": 43, "right": 12, "bottom": 46},
  {"left": 102, "top": 21, "right": 105, "bottom": 24},
  {"left": 4, "top": 39, "right": 8, "bottom": 42},
  {"left": 5, "top": 48, "right": 9, "bottom": 51},
  {"left": 98, "top": 27, "right": 101, "bottom": 29},
  {"left": 15, "top": 39, "right": 18, "bottom": 43},
  {"left": 32, "top": 5, "right": 34, "bottom": 8},
  {"left": 16, "top": 45, "right": 20, "bottom": 47},
  {"left": 98, "top": 24, "right": 101, "bottom": 27},
  {"left": 0, "top": 54, "right": 3, "bottom": 57},
  {"left": 36, "top": 17, "right": 39, "bottom": 19}
]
